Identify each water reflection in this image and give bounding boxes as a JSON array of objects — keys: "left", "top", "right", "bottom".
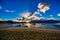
[{"left": 0, "top": 23, "right": 60, "bottom": 30}]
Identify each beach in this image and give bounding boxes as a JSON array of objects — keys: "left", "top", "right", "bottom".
[{"left": 0, "top": 27, "right": 60, "bottom": 40}]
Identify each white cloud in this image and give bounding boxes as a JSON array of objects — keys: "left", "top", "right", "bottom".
[
  {"left": 33, "top": 16, "right": 40, "bottom": 20},
  {"left": 5, "top": 10, "right": 15, "bottom": 13},
  {"left": 39, "top": 17, "right": 45, "bottom": 20},
  {"left": 34, "top": 11, "right": 38, "bottom": 14},
  {"left": 33, "top": 11, "right": 40, "bottom": 14},
  {"left": 50, "top": 15, "right": 53, "bottom": 17},
  {"left": 19, "top": 3, "right": 50, "bottom": 20},
  {"left": 38, "top": 3, "right": 50, "bottom": 13},
  {"left": 38, "top": 3, "right": 44, "bottom": 9},
  {"left": 40, "top": 17, "right": 44, "bottom": 19},
  {"left": 47, "top": 18, "right": 57, "bottom": 20},
  {"left": 37, "top": 9, "right": 40, "bottom": 12},
  {"left": 40, "top": 14, "right": 42, "bottom": 16},
  {"left": 0, "top": 6, "right": 2, "bottom": 9},
  {"left": 58, "top": 13, "right": 60, "bottom": 16},
  {"left": 21, "top": 11, "right": 30, "bottom": 18},
  {"left": 20, "top": 11, "right": 41, "bottom": 20}
]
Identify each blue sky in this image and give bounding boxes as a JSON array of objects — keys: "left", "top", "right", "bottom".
[
  {"left": 0, "top": 0, "right": 60, "bottom": 20},
  {"left": 0, "top": 0, "right": 29, "bottom": 20}
]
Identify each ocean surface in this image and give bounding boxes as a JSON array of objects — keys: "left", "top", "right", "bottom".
[{"left": 0, "top": 23, "right": 60, "bottom": 30}]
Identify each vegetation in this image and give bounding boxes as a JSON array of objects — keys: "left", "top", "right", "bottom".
[{"left": 0, "top": 29, "right": 60, "bottom": 40}]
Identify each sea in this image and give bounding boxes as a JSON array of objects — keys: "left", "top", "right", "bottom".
[{"left": 0, "top": 23, "right": 60, "bottom": 30}]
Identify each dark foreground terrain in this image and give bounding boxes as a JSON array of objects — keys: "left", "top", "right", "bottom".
[{"left": 0, "top": 27, "right": 60, "bottom": 40}]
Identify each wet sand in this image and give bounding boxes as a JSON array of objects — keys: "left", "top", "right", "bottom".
[{"left": 1, "top": 27, "right": 60, "bottom": 32}]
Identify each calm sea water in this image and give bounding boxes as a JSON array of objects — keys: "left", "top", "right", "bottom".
[{"left": 0, "top": 23, "right": 60, "bottom": 30}]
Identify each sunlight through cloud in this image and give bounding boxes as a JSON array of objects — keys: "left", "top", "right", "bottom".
[
  {"left": 58, "top": 13, "right": 60, "bottom": 16},
  {"left": 21, "top": 11, "right": 30, "bottom": 18}
]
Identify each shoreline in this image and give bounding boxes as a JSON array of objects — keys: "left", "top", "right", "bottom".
[{"left": 1, "top": 27, "right": 60, "bottom": 32}]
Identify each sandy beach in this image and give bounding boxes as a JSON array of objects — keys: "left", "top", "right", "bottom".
[
  {"left": 0, "top": 27, "right": 60, "bottom": 40},
  {"left": 1, "top": 27, "right": 60, "bottom": 32}
]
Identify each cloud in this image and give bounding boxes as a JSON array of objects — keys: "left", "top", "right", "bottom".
[
  {"left": 47, "top": 17, "right": 57, "bottom": 20},
  {"left": 47, "top": 15, "right": 57, "bottom": 20},
  {"left": 20, "top": 11, "right": 41, "bottom": 20},
  {"left": 48, "top": 15, "right": 57, "bottom": 20},
  {"left": 27, "top": 11, "right": 41, "bottom": 19},
  {"left": 40, "top": 17, "right": 45, "bottom": 19},
  {"left": 19, "top": 3, "right": 50, "bottom": 20},
  {"left": 5, "top": 10, "right": 15, "bottom": 13},
  {"left": 33, "top": 16, "right": 40, "bottom": 20},
  {"left": 24, "top": 3, "right": 50, "bottom": 20},
  {"left": 58, "top": 13, "right": 60, "bottom": 16},
  {"left": 39, "top": 17, "right": 45, "bottom": 20},
  {"left": 38, "top": 3, "right": 44, "bottom": 9},
  {"left": 38, "top": 3, "right": 50, "bottom": 13},
  {"left": 0, "top": 6, "right": 2, "bottom": 9},
  {"left": 50, "top": 15, "right": 53, "bottom": 17},
  {"left": 37, "top": 9, "right": 40, "bottom": 12},
  {"left": 32, "top": 11, "right": 39, "bottom": 16},
  {"left": 40, "top": 14, "right": 42, "bottom": 16},
  {"left": 21, "top": 11, "right": 30, "bottom": 18},
  {"left": 34, "top": 11, "right": 38, "bottom": 14}
]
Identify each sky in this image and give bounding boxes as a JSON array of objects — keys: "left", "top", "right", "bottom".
[{"left": 0, "top": 0, "right": 60, "bottom": 20}]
